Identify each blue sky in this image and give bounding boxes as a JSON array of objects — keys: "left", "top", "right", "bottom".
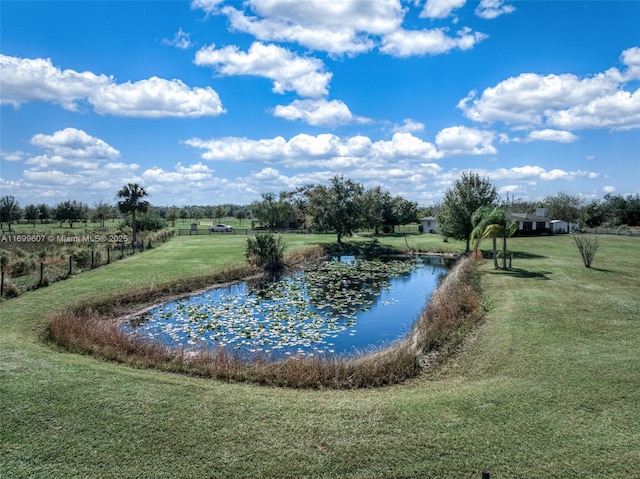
[{"left": 1, "top": 0, "right": 639, "bottom": 207}]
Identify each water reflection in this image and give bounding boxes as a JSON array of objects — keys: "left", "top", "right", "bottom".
[{"left": 123, "top": 256, "right": 449, "bottom": 357}]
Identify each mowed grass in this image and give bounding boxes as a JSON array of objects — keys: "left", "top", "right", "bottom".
[{"left": 1, "top": 233, "right": 639, "bottom": 478}]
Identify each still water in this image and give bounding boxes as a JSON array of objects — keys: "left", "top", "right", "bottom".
[{"left": 123, "top": 256, "right": 449, "bottom": 358}]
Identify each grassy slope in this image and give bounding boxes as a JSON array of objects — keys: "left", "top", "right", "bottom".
[{"left": 1, "top": 234, "right": 638, "bottom": 478}]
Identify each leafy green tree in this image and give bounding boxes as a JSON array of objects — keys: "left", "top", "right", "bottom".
[
  {"left": 250, "top": 193, "right": 292, "bottom": 229},
  {"left": 23, "top": 204, "right": 40, "bottom": 226},
  {"left": 581, "top": 200, "right": 605, "bottom": 228},
  {"left": 92, "top": 201, "right": 114, "bottom": 227},
  {"left": 54, "top": 200, "right": 87, "bottom": 228},
  {"left": 191, "top": 207, "right": 204, "bottom": 222},
  {"left": 601, "top": 193, "right": 640, "bottom": 227},
  {"left": 0, "top": 196, "right": 22, "bottom": 231},
  {"left": 213, "top": 205, "right": 227, "bottom": 223},
  {"left": 543, "top": 192, "right": 582, "bottom": 223},
  {"left": 116, "top": 183, "right": 149, "bottom": 243},
  {"left": 388, "top": 196, "right": 418, "bottom": 232},
  {"left": 307, "top": 176, "right": 364, "bottom": 243},
  {"left": 437, "top": 172, "right": 498, "bottom": 253},
  {"left": 235, "top": 207, "right": 249, "bottom": 226},
  {"left": 122, "top": 211, "right": 166, "bottom": 232},
  {"left": 361, "top": 187, "right": 392, "bottom": 235},
  {"left": 38, "top": 204, "right": 51, "bottom": 224},
  {"left": 166, "top": 207, "right": 180, "bottom": 227}
]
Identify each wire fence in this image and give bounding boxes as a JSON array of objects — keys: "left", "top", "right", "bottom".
[
  {"left": 1, "top": 231, "right": 174, "bottom": 299},
  {"left": 177, "top": 224, "right": 423, "bottom": 236},
  {"left": 581, "top": 227, "right": 640, "bottom": 236}
]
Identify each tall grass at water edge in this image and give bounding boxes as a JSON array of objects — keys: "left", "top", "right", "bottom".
[{"left": 46, "top": 245, "right": 480, "bottom": 388}]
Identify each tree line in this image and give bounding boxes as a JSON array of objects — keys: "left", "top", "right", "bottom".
[
  {"left": 248, "top": 176, "right": 419, "bottom": 242},
  {"left": 2, "top": 178, "right": 638, "bottom": 238},
  {"left": 0, "top": 196, "right": 253, "bottom": 232}
]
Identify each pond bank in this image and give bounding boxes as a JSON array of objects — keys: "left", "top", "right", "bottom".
[{"left": 46, "top": 244, "right": 481, "bottom": 388}]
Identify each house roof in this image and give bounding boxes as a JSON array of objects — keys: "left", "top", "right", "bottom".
[{"left": 508, "top": 213, "right": 550, "bottom": 223}]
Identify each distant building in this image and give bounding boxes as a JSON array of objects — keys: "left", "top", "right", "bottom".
[
  {"left": 508, "top": 211, "right": 551, "bottom": 234},
  {"left": 508, "top": 207, "right": 577, "bottom": 235},
  {"left": 550, "top": 219, "right": 579, "bottom": 234},
  {"left": 420, "top": 216, "right": 438, "bottom": 234}
]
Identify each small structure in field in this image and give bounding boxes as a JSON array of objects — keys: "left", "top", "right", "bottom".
[{"left": 419, "top": 216, "right": 438, "bottom": 234}]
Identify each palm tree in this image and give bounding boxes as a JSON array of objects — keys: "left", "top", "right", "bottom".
[
  {"left": 471, "top": 205, "right": 496, "bottom": 264},
  {"left": 471, "top": 207, "right": 518, "bottom": 270},
  {"left": 116, "top": 183, "right": 149, "bottom": 244}
]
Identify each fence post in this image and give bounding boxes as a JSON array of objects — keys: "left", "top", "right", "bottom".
[
  {"left": 91, "top": 250, "right": 95, "bottom": 269},
  {"left": 107, "top": 246, "right": 110, "bottom": 264},
  {"left": 40, "top": 260, "right": 45, "bottom": 286},
  {"left": 482, "top": 471, "right": 490, "bottom": 479},
  {"left": 69, "top": 255, "right": 73, "bottom": 276}
]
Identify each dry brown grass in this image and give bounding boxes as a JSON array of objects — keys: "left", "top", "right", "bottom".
[{"left": 47, "top": 254, "right": 482, "bottom": 388}]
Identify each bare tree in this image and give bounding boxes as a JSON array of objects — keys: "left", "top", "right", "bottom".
[{"left": 573, "top": 234, "right": 599, "bottom": 268}]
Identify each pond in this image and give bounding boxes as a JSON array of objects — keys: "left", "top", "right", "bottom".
[{"left": 122, "top": 256, "right": 450, "bottom": 358}]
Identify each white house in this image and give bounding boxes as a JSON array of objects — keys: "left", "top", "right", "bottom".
[
  {"left": 508, "top": 211, "right": 551, "bottom": 234},
  {"left": 508, "top": 208, "right": 578, "bottom": 235},
  {"left": 551, "top": 219, "right": 579, "bottom": 234},
  {"left": 420, "top": 216, "right": 438, "bottom": 234}
]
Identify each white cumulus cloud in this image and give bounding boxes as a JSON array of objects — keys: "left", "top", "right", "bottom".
[
  {"left": 90, "top": 77, "right": 225, "bottom": 118},
  {"left": 0, "top": 54, "right": 225, "bottom": 118},
  {"left": 272, "top": 98, "right": 367, "bottom": 126},
  {"left": 475, "top": 0, "right": 516, "bottom": 19},
  {"left": 526, "top": 129, "right": 579, "bottom": 143},
  {"left": 435, "top": 126, "right": 496, "bottom": 155},
  {"left": 392, "top": 119, "right": 426, "bottom": 133},
  {"left": 380, "top": 27, "right": 487, "bottom": 57},
  {"left": 195, "top": 42, "right": 332, "bottom": 98},
  {"left": 458, "top": 47, "right": 640, "bottom": 131},
  {"left": 420, "top": 0, "right": 466, "bottom": 19},
  {"left": 30, "top": 128, "right": 120, "bottom": 159},
  {"left": 216, "top": 0, "right": 403, "bottom": 56},
  {"left": 193, "top": 0, "right": 487, "bottom": 58},
  {"left": 184, "top": 131, "right": 442, "bottom": 166},
  {"left": 0, "top": 54, "right": 110, "bottom": 110}
]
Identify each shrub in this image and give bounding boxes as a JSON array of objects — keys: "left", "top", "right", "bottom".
[
  {"left": 573, "top": 234, "right": 599, "bottom": 268},
  {"left": 2, "top": 277, "right": 19, "bottom": 298},
  {"left": 121, "top": 212, "right": 166, "bottom": 232},
  {"left": 245, "top": 234, "right": 286, "bottom": 271},
  {"left": 10, "top": 256, "right": 36, "bottom": 276},
  {"left": 72, "top": 248, "right": 92, "bottom": 269}
]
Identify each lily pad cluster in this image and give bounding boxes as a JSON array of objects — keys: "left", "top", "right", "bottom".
[{"left": 128, "top": 258, "right": 423, "bottom": 357}]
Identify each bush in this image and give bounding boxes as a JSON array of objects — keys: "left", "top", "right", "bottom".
[
  {"left": 72, "top": 249, "right": 92, "bottom": 269},
  {"left": 121, "top": 212, "right": 166, "bottom": 232},
  {"left": 1, "top": 277, "right": 19, "bottom": 298},
  {"left": 10, "top": 256, "right": 36, "bottom": 276},
  {"left": 573, "top": 234, "right": 599, "bottom": 268},
  {"left": 245, "top": 234, "right": 286, "bottom": 271}
]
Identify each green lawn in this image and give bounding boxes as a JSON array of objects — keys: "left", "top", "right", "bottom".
[{"left": 1, "top": 234, "right": 639, "bottom": 478}]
